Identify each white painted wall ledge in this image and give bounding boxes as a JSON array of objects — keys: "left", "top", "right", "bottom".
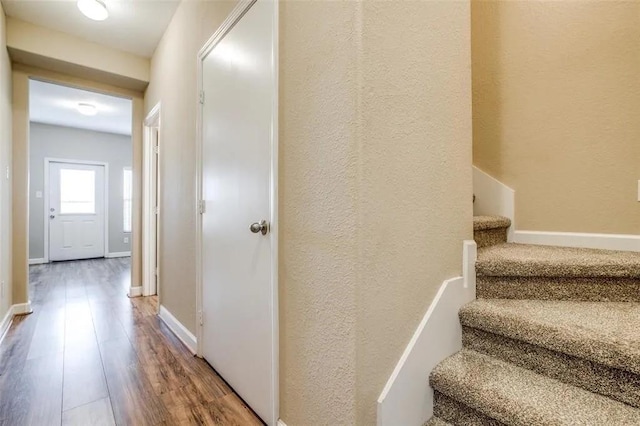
[
  {"left": 514, "top": 230, "right": 640, "bottom": 252},
  {"left": 0, "top": 302, "right": 33, "bottom": 346},
  {"left": 159, "top": 305, "right": 197, "bottom": 355},
  {"left": 105, "top": 251, "right": 132, "bottom": 258},
  {"left": 472, "top": 166, "right": 515, "bottom": 241},
  {"left": 377, "top": 240, "right": 477, "bottom": 426},
  {"left": 128, "top": 286, "right": 143, "bottom": 298}
]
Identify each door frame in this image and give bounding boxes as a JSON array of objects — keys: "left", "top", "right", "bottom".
[
  {"left": 43, "top": 158, "right": 110, "bottom": 263},
  {"left": 142, "top": 102, "right": 161, "bottom": 298},
  {"left": 194, "top": 0, "right": 279, "bottom": 424}
]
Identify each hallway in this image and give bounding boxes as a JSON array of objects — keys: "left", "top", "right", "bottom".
[{"left": 0, "top": 258, "right": 263, "bottom": 426}]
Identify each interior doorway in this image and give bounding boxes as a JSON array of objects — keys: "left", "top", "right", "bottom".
[
  {"left": 142, "top": 103, "right": 160, "bottom": 300},
  {"left": 196, "top": 1, "right": 278, "bottom": 424},
  {"left": 27, "top": 79, "right": 134, "bottom": 269},
  {"left": 46, "top": 160, "right": 107, "bottom": 261}
]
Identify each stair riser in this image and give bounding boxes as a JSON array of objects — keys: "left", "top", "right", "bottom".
[
  {"left": 433, "top": 392, "right": 505, "bottom": 426},
  {"left": 462, "top": 326, "right": 640, "bottom": 408},
  {"left": 473, "top": 228, "right": 508, "bottom": 248},
  {"left": 477, "top": 276, "right": 640, "bottom": 302}
]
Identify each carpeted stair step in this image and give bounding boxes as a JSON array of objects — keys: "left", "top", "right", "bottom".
[
  {"left": 424, "top": 416, "right": 453, "bottom": 426},
  {"left": 430, "top": 349, "right": 640, "bottom": 425},
  {"left": 477, "top": 243, "right": 640, "bottom": 301},
  {"left": 473, "top": 216, "right": 511, "bottom": 248},
  {"left": 460, "top": 299, "right": 640, "bottom": 407}
]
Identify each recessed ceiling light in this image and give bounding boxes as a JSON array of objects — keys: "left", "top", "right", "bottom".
[
  {"left": 77, "top": 103, "right": 98, "bottom": 116},
  {"left": 77, "top": 0, "right": 109, "bottom": 21}
]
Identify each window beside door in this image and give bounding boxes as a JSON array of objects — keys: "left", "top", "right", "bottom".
[{"left": 123, "top": 168, "right": 132, "bottom": 233}]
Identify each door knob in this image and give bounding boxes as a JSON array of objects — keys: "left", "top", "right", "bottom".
[
  {"left": 49, "top": 215, "right": 55, "bottom": 219},
  {"left": 249, "top": 220, "right": 269, "bottom": 235}
]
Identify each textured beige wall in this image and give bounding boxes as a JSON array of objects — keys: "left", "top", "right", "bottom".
[
  {"left": 7, "top": 18, "right": 149, "bottom": 91},
  {"left": 11, "top": 70, "right": 27, "bottom": 305},
  {"left": 11, "top": 65, "right": 144, "bottom": 305},
  {"left": 472, "top": 1, "right": 640, "bottom": 234},
  {"left": 144, "top": 0, "right": 237, "bottom": 335},
  {"left": 0, "top": 3, "right": 13, "bottom": 321},
  {"left": 355, "top": 1, "right": 472, "bottom": 423},
  {"left": 279, "top": 2, "right": 360, "bottom": 423},
  {"left": 148, "top": 1, "right": 471, "bottom": 424}
]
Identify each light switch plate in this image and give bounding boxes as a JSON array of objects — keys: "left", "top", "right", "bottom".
[
  {"left": 124, "top": 237, "right": 129, "bottom": 244},
  {"left": 35, "top": 191, "right": 43, "bottom": 199}
]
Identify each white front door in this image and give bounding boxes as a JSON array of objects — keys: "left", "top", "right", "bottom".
[
  {"left": 49, "top": 162, "right": 106, "bottom": 261},
  {"left": 200, "top": 0, "right": 276, "bottom": 424}
]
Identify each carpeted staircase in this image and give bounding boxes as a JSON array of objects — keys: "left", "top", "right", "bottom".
[{"left": 427, "top": 216, "right": 640, "bottom": 425}]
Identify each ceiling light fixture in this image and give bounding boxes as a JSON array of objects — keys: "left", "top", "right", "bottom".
[
  {"left": 77, "top": 0, "right": 109, "bottom": 21},
  {"left": 77, "top": 103, "right": 98, "bottom": 116}
]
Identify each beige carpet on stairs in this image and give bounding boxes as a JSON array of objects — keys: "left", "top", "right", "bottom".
[{"left": 427, "top": 215, "right": 640, "bottom": 425}]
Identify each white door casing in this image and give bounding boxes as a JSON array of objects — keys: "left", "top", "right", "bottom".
[
  {"left": 197, "top": 0, "right": 278, "bottom": 425},
  {"left": 143, "top": 102, "right": 161, "bottom": 298},
  {"left": 48, "top": 161, "right": 107, "bottom": 261}
]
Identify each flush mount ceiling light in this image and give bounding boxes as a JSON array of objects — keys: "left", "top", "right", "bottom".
[
  {"left": 77, "top": 103, "right": 98, "bottom": 116},
  {"left": 77, "top": 0, "right": 109, "bottom": 21}
]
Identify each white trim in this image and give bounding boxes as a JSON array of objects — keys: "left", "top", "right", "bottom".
[
  {"left": 142, "top": 102, "right": 161, "bottom": 298},
  {"left": 127, "top": 286, "right": 142, "bottom": 298},
  {"left": 105, "top": 251, "right": 131, "bottom": 258},
  {"left": 270, "top": 3, "right": 280, "bottom": 425},
  {"left": 277, "top": 421, "right": 287, "bottom": 426},
  {"left": 377, "top": 241, "right": 477, "bottom": 426},
  {"left": 0, "top": 302, "right": 34, "bottom": 347},
  {"left": 43, "top": 158, "right": 109, "bottom": 262},
  {"left": 513, "top": 230, "right": 640, "bottom": 252},
  {"left": 473, "top": 167, "right": 640, "bottom": 252},
  {"left": 28, "top": 258, "right": 47, "bottom": 265},
  {"left": 13, "top": 301, "right": 32, "bottom": 315},
  {"left": 159, "top": 305, "right": 197, "bottom": 354},
  {"left": 195, "top": 2, "right": 279, "bottom": 425},
  {"left": 0, "top": 307, "right": 14, "bottom": 346},
  {"left": 473, "top": 166, "right": 515, "bottom": 241}
]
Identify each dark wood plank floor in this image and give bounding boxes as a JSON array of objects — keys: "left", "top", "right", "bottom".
[{"left": 0, "top": 258, "right": 264, "bottom": 426}]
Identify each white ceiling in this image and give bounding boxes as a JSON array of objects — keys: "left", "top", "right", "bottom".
[
  {"left": 1, "top": 0, "right": 181, "bottom": 57},
  {"left": 30, "top": 79, "right": 133, "bottom": 136}
]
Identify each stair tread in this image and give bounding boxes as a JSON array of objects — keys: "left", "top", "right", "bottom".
[
  {"left": 431, "top": 349, "right": 640, "bottom": 425},
  {"left": 460, "top": 299, "right": 640, "bottom": 374},
  {"left": 424, "top": 416, "right": 452, "bottom": 426},
  {"left": 477, "top": 243, "right": 640, "bottom": 278},
  {"left": 473, "top": 215, "right": 511, "bottom": 231}
]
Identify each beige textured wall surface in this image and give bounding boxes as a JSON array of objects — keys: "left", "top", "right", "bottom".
[
  {"left": 7, "top": 18, "right": 150, "bottom": 90},
  {"left": 11, "top": 65, "right": 144, "bottom": 305},
  {"left": 472, "top": 1, "right": 640, "bottom": 234},
  {"left": 144, "top": 0, "right": 237, "bottom": 335},
  {"left": 355, "top": 1, "right": 472, "bottom": 423},
  {"left": 148, "top": 1, "right": 471, "bottom": 424},
  {"left": 11, "top": 70, "right": 27, "bottom": 304},
  {"left": 0, "top": 3, "right": 13, "bottom": 320},
  {"left": 279, "top": 2, "right": 360, "bottom": 423}
]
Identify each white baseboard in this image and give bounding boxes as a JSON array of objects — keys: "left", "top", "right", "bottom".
[
  {"left": 377, "top": 241, "right": 477, "bottom": 426},
  {"left": 473, "top": 166, "right": 515, "bottom": 241},
  {"left": 28, "top": 258, "right": 47, "bottom": 265},
  {"left": 0, "top": 307, "right": 13, "bottom": 346},
  {"left": 514, "top": 230, "right": 640, "bottom": 252},
  {"left": 105, "top": 251, "right": 131, "bottom": 258},
  {"left": 128, "top": 286, "right": 143, "bottom": 297},
  {"left": 159, "top": 305, "right": 197, "bottom": 354},
  {"left": 0, "top": 301, "right": 33, "bottom": 346},
  {"left": 277, "top": 420, "right": 287, "bottom": 426},
  {"left": 13, "top": 301, "right": 33, "bottom": 315}
]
